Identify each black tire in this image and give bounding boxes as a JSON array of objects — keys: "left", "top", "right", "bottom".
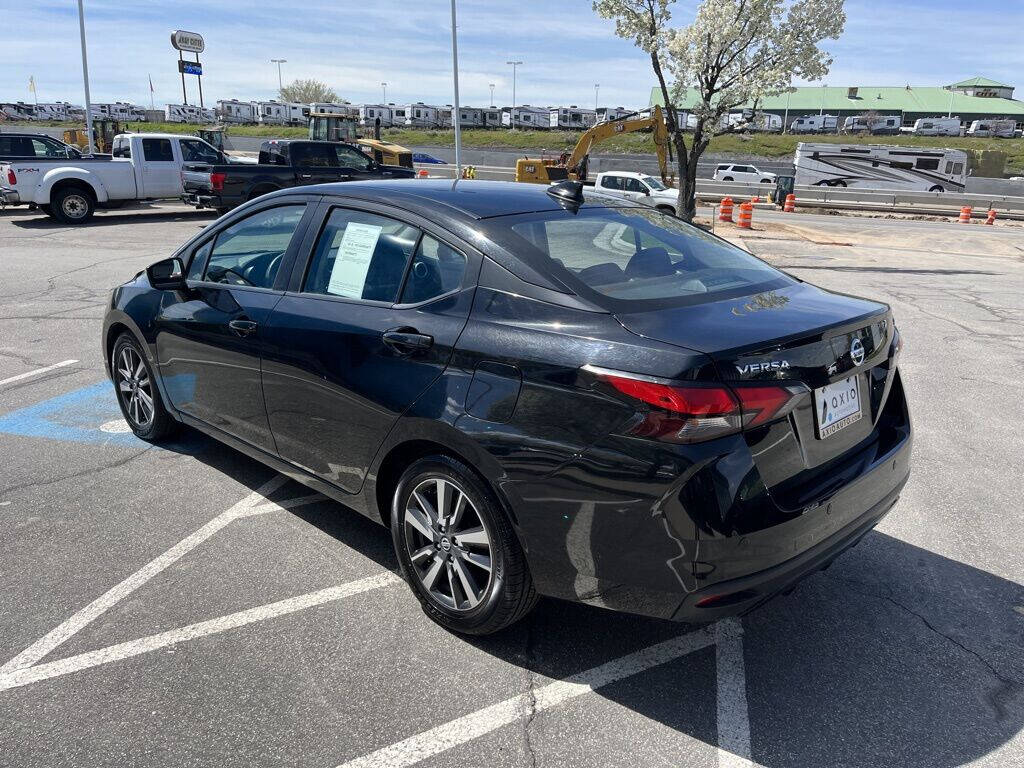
[
  {"left": 391, "top": 455, "right": 537, "bottom": 635},
  {"left": 760, "top": 178, "right": 772, "bottom": 184},
  {"left": 929, "top": 185, "right": 944, "bottom": 193},
  {"left": 50, "top": 185, "right": 95, "bottom": 224},
  {"left": 722, "top": 176, "right": 734, "bottom": 181},
  {"left": 835, "top": 180, "right": 847, "bottom": 188},
  {"left": 111, "top": 333, "right": 177, "bottom": 442}
]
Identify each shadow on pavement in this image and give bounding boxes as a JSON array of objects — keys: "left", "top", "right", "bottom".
[
  {"left": 8, "top": 208, "right": 217, "bottom": 229},
  {"left": 180, "top": 430, "right": 1024, "bottom": 766}
]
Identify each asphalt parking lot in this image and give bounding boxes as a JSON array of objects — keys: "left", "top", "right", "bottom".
[{"left": 1, "top": 201, "right": 1022, "bottom": 767}]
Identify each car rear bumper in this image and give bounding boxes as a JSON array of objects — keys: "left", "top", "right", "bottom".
[
  {"left": 181, "top": 192, "right": 218, "bottom": 209},
  {"left": 1, "top": 189, "right": 20, "bottom": 206}
]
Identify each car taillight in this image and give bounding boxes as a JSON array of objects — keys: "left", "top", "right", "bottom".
[
  {"left": 6, "top": 168, "right": 16, "bottom": 186},
  {"left": 210, "top": 172, "right": 226, "bottom": 191},
  {"left": 589, "top": 367, "right": 801, "bottom": 444}
]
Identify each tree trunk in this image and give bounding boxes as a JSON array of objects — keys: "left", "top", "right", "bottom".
[{"left": 672, "top": 131, "right": 694, "bottom": 221}]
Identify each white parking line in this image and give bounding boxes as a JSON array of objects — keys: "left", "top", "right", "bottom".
[
  {"left": 0, "top": 572, "right": 400, "bottom": 692},
  {"left": 0, "top": 474, "right": 287, "bottom": 676},
  {"left": 0, "top": 359, "right": 78, "bottom": 388},
  {"left": 715, "top": 618, "right": 756, "bottom": 767},
  {"left": 336, "top": 626, "right": 719, "bottom": 768}
]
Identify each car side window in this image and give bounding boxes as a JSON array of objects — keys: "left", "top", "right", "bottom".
[
  {"left": 293, "top": 143, "right": 336, "bottom": 167},
  {"left": 187, "top": 241, "right": 213, "bottom": 281},
  {"left": 112, "top": 138, "right": 131, "bottom": 158},
  {"left": 399, "top": 235, "right": 467, "bottom": 304},
  {"left": 600, "top": 175, "right": 622, "bottom": 190},
  {"left": 180, "top": 139, "right": 221, "bottom": 163},
  {"left": 333, "top": 145, "right": 373, "bottom": 171},
  {"left": 31, "top": 139, "right": 63, "bottom": 157},
  {"left": 303, "top": 208, "right": 420, "bottom": 302},
  {"left": 204, "top": 205, "right": 306, "bottom": 289},
  {"left": 142, "top": 138, "right": 174, "bottom": 162},
  {"left": 624, "top": 178, "right": 644, "bottom": 193}
]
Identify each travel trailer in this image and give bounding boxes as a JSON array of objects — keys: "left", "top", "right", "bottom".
[
  {"left": 400, "top": 103, "right": 440, "bottom": 128},
  {"left": 795, "top": 142, "right": 968, "bottom": 192},
  {"left": 501, "top": 105, "right": 549, "bottom": 129},
  {"left": 284, "top": 102, "right": 311, "bottom": 126},
  {"left": 359, "top": 104, "right": 393, "bottom": 128},
  {"left": 728, "top": 111, "right": 783, "bottom": 133},
  {"left": 549, "top": 106, "right": 598, "bottom": 130},
  {"left": 437, "top": 106, "right": 453, "bottom": 129},
  {"left": 966, "top": 119, "right": 1017, "bottom": 138},
  {"left": 216, "top": 99, "right": 256, "bottom": 124},
  {"left": 252, "top": 100, "right": 289, "bottom": 125},
  {"left": 596, "top": 106, "right": 634, "bottom": 123},
  {"left": 842, "top": 115, "right": 902, "bottom": 135},
  {"left": 907, "top": 117, "right": 962, "bottom": 136},
  {"left": 164, "top": 103, "right": 206, "bottom": 123},
  {"left": 480, "top": 107, "right": 502, "bottom": 128},
  {"left": 310, "top": 103, "right": 354, "bottom": 117},
  {"left": 455, "top": 107, "right": 484, "bottom": 128},
  {"left": 0, "top": 102, "right": 38, "bottom": 121},
  {"left": 32, "top": 103, "right": 73, "bottom": 121},
  {"left": 790, "top": 114, "right": 839, "bottom": 133}
]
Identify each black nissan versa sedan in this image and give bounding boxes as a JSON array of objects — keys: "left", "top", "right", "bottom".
[{"left": 102, "top": 179, "right": 911, "bottom": 635}]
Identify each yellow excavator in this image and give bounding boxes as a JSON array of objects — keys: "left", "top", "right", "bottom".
[
  {"left": 63, "top": 118, "right": 121, "bottom": 154},
  {"left": 515, "top": 105, "right": 670, "bottom": 184}
]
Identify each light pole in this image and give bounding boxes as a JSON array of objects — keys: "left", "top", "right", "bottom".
[
  {"left": 382, "top": 82, "right": 388, "bottom": 103},
  {"left": 271, "top": 59, "right": 286, "bottom": 92},
  {"left": 450, "top": 0, "right": 462, "bottom": 176},
  {"left": 820, "top": 83, "right": 826, "bottom": 116},
  {"left": 947, "top": 87, "right": 955, "bottom": 119},
  {"left": 506, "top": 60, "right": 522, "bottom": 129},
  {"left": 489, "top": 83, "right": 495, "bottom": 108},
  {"left": 594, "top": 83, "right": 600, "bottom": 112},
  {"left": 76, "top": 0, "right": 94, "bottom": 155}
]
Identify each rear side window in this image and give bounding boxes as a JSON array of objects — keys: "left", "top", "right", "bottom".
[
  {"left": 142, "top": 138, "right": 174, "bottom": 162},
  {"left": 399, "top": 236, "right": 467, "bottom": 304},
  {"left": 112, "top": 138, "right": 131, "bottom": 158},
  {"left": 0, "top": 137, "right": 33, "bottom": 156},
  {"left": 600, "top": 175, "right": 623, "bottom": 190},
  {"left": 292, "top": 143, "right": 336, "bottom": 167},
  {"left": 303, "top": 208, "right": 420, "bottom": 302},
  {"left": 503, "top": 207, "right": 789, "bottom": 309},
  {"left": 204, "top": 204, "right": 306, "bottom": 288}
]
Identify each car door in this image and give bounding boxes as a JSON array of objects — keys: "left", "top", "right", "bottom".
[
  {"left": 290, "top": 142, "right": 346, "bottom": 186},
  {"left": 331, "top": 144, "right": 379, "bottom": 181},
  {"left": 153, "top": 199, "right": 317, "bottom": 453},
  {"left": 179, "top": 137, "right": 223, "bottom": 166},
  {"left": 621, "top": 176, "right": 647, "bottom": 201},
  {"left": 138, "top": 137, "right": 181, "bottom": 198},
  {"left": 261, "top": 201, "right": 477, "bottom": 493},
  {"left": 597, "top": 174, "right": 625, "bottom": 199}
]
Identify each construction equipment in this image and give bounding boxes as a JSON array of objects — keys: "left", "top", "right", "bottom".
[
  {"left": 308, "top": 111, "right": 413, "bottom": 169},
  {"left": 196, "top": 127, "right": 226, "bottom": 153},
  {"left": 63, "top": 118, "right": 121, "bottom": 154},
  {"left": 515, "top": 105, "right": 670, "bottom": 184}
]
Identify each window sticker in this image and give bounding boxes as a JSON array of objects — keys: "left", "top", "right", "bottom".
[{"left": 327, "top": 222, "right": 383, "bottom": 298}]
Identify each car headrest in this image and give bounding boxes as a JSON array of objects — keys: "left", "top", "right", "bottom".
[
  {"left": 624, "top": 246, "right": 674, "bottom": 279},
  {"left": 577, "top": 262, "right": 625, "bottom": 287}
]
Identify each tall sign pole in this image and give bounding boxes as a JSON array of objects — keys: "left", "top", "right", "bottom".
[
  {"left": 76, "top": 0, "right": 94, "bottom": 154},
  {"left": 179, "top": 50, "right": 187, "bottom": 105},
  {"left": 171, "top": 31, "right": 205, "bottom": 109},
  {"left": 196, "top": 52, "right": 204, "bottom": 108},
  {"left": 450, "top": 0, "right": 462, "bottom": 176}
]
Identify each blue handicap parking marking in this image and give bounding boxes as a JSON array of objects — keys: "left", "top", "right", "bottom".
[{"left": 0, "top": 381, "right": 140, "bottom": 446}]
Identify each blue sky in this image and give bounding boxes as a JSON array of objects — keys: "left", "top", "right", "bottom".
[{"left": 3, "top": 0, "right": 1023, "bottom": 109}]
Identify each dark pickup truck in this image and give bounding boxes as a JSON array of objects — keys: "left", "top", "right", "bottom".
[{"left": 181, "top": 139, "right": 416, "bottom": 213}]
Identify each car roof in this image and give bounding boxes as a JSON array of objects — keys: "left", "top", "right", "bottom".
[{"left": 291, "top": 179, "right": 635, "bottom": 220}]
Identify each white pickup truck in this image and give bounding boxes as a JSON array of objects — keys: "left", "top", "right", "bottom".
[
  {"left": 0, "top": 133, "right": 225, "bottom": 224},
  {"left": 589, "top": 171, "right": 680, "bottom": 213}
]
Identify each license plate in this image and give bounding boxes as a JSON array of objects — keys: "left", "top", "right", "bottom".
[{"left": 815, "top": 375, "right": 862, "bottom": 438}]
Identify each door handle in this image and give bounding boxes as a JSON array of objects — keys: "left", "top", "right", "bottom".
[
  {"left": 337, "top": 174, "right": 352, "bottom": 181},
  {"left": 228, "top": 319, "right": 258, "bottom": 337},
  {"left": 299, "top": 173, "right": 314, "bottom": 179},
  {"left": 382, "top": 327, "right": 433, "bottom": 354}
]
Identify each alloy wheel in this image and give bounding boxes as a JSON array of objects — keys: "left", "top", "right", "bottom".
[
  {"left": 114, "top": 345, "right": 154, "bottom": 428},
  {"left": 403, "top": 477, "right": 493, "bottom": 611}
]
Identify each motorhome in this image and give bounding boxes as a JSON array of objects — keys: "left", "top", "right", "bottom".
[
  {"left": 252, "top": 100, "right": 289, "bottom": 125},
  {"left": 284, "top": 102, "right": 311, "bottom": 126},
  {"left": 92, "top": 103, "right": 144, "bottom": 122},
  {"left": 549, "top": 106, "right": 598, "bottom": 130},
  {"left": 502, "top": 105, "right": 549, "bottom": 129},
  {"left": 1, "top": 102, "right": 36, "bottom": 120},
  {"left": 400, "top": 103, "right": 440, "bottom": 128},
  {"left": 794, "top": 142, "right": 967, "bottom": 192},
  {"left": 842, "top": 115, "right": 901, "bottom": 135},
  {"left": 907, "top": 117, "right": 962, "bottom": 137},
  {"left": 32, "top": 103, "right": 72, "bottom": 121},
  {"left": 597, "top": 106, "right": 634, "bottom": 123},
  {"left": 790, "top": 114, "right": 839, "bottom": 133},
  {"left": 359, "top": 104, "right": 393, "bottom": 128},
  {"left": 216, "top": 99, "right": 256, "bottom": 124},
  {"left": 164, "top": 103, "right": 206, "bottom": 123},
  {"left": 967, "top": 119, "right": 1017, "bottom": 138}
]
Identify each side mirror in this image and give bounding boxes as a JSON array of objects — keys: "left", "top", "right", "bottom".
[{"left": 147, "top": 257, "right": 188, "bottom": 291}]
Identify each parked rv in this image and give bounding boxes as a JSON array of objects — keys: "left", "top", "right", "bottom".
[
  {"left": 480, "top": 107, "right": 502, "bottom": 128},
  {"left": 794, "top": 142, "right": 967, "bottom": 192},
  {"left": 284, "top": 102, "right": 311, "bottom": 126},
  {"left": 164, "top": 103, "right": 207, "bottom": 124},
  {"left": 549, "top": 106, "right": 598, "bottom": 130},
  {"left": 596, "top": 106, "right": 634, "bottom": 123},
  {"left": 311, "top": 102, "right": 355, "bottom": 116},
  {"left": 455, "top": 107, "right": 484, "bottom": 128},
  {"left": 966, "top": 119, "right": 1017, "bottom": 138},
  {"left": 400, "top": 103, "right": 440, "bottom": 128},
  {"left": 502, "top": 106, "right": 549, "bottom": 129},
  {"left": 906, "top": 117, "right": 962, "bottom": 137},
  {"left": 252, "top": 101, "right": 289, "bottom": 125},
  {"left": 790, "top": 114, "right": 839, "bottom": 134},
  {"left": 216, "top": 99, "right": 256, "bottom": 124},
  {"left": 842, "top": 115, "right": 902, "bottom": 135},
  {"left": 1, "top": 103, "right": 38, "bottom": 121}
]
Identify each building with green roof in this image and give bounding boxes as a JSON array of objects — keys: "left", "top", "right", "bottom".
[{"left": 649, "top": 76, "right": 1024, "bottom": 129}]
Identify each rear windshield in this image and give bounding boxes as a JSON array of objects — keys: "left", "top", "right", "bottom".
[{"left": 500, "top": 207, "right": 791, "bottom": 309}]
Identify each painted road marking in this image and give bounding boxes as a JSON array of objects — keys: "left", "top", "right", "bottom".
[
  {"left": 0, "top": 572, "right": 400, "bottom": 692},
  {"left": 0, "top": 475, "right": 287, "bottom": 676},
  {"left": 716, "top": 619, "right": 756, "bottom": 767},
  {"left": 335, "top": 626, "right": 734, "bottom": 768},
  {"left": 0, "top": 381, "right": 138, "bottom": 445},
  {"left": 0, "top": 359, "right": 78, "bottom": 388}
]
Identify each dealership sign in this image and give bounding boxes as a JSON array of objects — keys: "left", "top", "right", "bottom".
[
  {"left": 178, "top": 61, "right": 203, "bottom": 76},
  {"left": 170, "top": 30, "right": 205, "bottom": 53}
]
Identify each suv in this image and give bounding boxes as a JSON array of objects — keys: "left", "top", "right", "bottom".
[
  {"left": 712, "top": 164, "right": 776, "bottom": 183},
  {"left": 0, "top": 132, "right": 82, "bottom": 162}
]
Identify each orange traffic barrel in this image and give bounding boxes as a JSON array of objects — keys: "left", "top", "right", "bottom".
[
  {"left": 750, "top": 195, "right": 760, "bottom": 204},
  {"left": 985, "top": 209, "right": 996, "bottom": 225},
  {"left": 719, "top": 197, "right": 734, "bottom": 222},
  {"left": 958, "top": 206, "right": 972, "bottom": 223},
  {"left": 737, "top": 201, "right": 753, "bottom": 229},
  {"left": 783, "top": 193, "right": 796, "bottom": 213}
]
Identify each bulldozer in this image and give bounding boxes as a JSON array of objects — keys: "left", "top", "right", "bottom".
[
  {"left": 63, "top": 118, "right": 121, "bottom": 154},
  {"left": 308, "top": 111, "right": 413, "bottom": 169},
  {"left": 515, "top": 105, "right": 670, "bottom": 184}
]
